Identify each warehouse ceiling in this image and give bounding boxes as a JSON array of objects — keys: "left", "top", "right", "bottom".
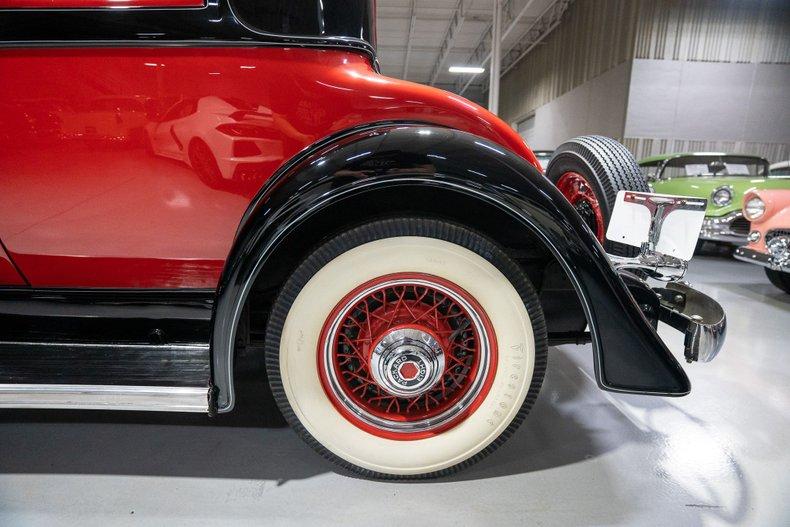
[{"left": 375, "top": 0, "right": 566, "bottom": 101}]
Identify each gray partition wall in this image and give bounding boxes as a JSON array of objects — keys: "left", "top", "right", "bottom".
[{"left": 624, "top": 60, "right": 789, "bottom": 162}]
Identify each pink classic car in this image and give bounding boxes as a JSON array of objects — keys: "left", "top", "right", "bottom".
[{"left": 734, "top": 189, "right": 790, "bottom": 293}]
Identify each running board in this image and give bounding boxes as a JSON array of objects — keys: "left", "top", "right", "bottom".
[
  {"left": 0, "top": 384, "right": 209, "bottom": 412},
  {"left": 0, "top": 341, "right": 210, "bottom": 386}
]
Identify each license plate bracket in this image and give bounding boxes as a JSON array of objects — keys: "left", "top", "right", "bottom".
[{"left": 606, "top": 191, "right": 707, "bottom": 261}]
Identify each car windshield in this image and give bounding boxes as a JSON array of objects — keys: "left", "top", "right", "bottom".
[
  {"left": 770, "top": 164, "right": 790, "bottom": 177},
  {"left": 659, "top": 155, "right": 768, "bottom": 179},
  {"left": 230, "top": 0, "right": 375, "bottom": 45}
]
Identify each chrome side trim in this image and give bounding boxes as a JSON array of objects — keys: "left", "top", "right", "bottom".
[{"left": 0, "top": 384, "right": 209, "bottom": 412}]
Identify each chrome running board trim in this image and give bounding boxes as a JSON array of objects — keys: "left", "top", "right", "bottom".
[
  {"left": 0, "top": 341, "right": 209, "bottom": 350},
  {"left": 0, "top": 384, "right": 209, "bottom": 412}
]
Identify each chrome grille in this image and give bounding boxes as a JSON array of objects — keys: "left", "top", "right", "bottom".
[{"left": 766, "top": 229, "right": 790, "bottom": 244}]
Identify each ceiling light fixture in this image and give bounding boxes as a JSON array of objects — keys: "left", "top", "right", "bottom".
[{"left": 448, "top": 66, "right": 485, "bottom": 74}]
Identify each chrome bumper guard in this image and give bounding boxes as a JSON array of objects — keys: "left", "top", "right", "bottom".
[
  {"left": 654, "top": 282, "right": 726, "bottom": 363},
  {"left": 607, "top": 191, "right": 725, "bottom": 363},
  {"left": 734, "top": 246, "right": 790, "bottom": 272}
]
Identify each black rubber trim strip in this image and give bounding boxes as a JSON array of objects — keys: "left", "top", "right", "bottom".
[{"left": 264, "top": 217, "right": 548, "bottom": 480}]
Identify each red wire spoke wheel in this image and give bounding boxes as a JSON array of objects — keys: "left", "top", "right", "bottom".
[
  {"left": 318, "top": 273, "right": 497, "bottom": 440},
  {"left": 556, "top": 171, "right": 605, "bottom": 242}
]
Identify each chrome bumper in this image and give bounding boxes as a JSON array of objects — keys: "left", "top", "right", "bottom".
[
  {"left": 606, "top": 192, "right": 725, "bottom": 363},
  {"left": 734, "top": 246, "right": 790, "bottom": 272},
  {"left": 654, "top": 282, "right": 726, "bottom": 363},
  {"left": 699, "top": 212, "right": 749, "bottom": 244}
]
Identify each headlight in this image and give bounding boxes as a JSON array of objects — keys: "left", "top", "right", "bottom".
[
  {"left": 744, "top": 196, "right": 765, "bottom": 220},
  {"left": 711, "top": 186, "right": 732, "bottom": 207}
]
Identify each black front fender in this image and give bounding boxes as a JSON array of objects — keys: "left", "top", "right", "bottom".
[{"left": 212, "top": 123, "right": 690, "bottom": 412}]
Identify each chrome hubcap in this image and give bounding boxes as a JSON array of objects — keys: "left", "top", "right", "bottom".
[{"left": 370, "top": 328, "right": 445, "bottom": 398}]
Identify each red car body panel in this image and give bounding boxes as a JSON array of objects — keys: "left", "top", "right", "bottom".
[{"left": 0, "top": 48, "right": 537, "bottom": 288}]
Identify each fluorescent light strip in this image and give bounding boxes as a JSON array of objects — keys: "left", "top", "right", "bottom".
[{"left": 448, "top": 66, "right": 485, "bottom": 74}]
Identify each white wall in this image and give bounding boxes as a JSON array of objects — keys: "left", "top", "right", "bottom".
[{"left": 515, "top": 61, "right": 631, "bottom": 151}]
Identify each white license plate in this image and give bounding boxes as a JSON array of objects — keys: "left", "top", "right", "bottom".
[{"left": 606, "top": 191, "right": 707, "bottom": 261}]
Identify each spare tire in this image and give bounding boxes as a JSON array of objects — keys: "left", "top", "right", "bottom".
[{"left": 546, "top": 136, "right": 649, "bottom": 256}]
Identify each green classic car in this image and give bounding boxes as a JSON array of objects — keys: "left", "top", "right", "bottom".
[{"left": 639, "top": 153, "right": 790, "bottom": 244}]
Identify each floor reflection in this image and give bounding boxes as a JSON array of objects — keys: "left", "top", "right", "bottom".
[{"left": 1, "top": 255, "right": 787, "bottom": 525}]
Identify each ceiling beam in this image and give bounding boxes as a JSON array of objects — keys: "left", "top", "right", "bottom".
[
  {"left": 476, "top": 0, "right": 574, "bottom": 95},
  {"left": 378, "top": 13, "right": 492, "bottom": 22},
  {"left": 401, "top": 0, "right": 417, "bottom": 79},
  {"left": 456, "top": 0, "right": 540, "bottom": 95},
  {"left": 427, "top": 0, "right": 473, "bottom": 86},
  {"left": 501, "top": 0, "right": 573, "bottom": 76}
]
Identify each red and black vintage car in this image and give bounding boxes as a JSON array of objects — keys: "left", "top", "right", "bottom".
[{"left": 0, "top": 1, "right": 725, "bottom": 478}]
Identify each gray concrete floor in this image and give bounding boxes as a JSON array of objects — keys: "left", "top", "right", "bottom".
[{"left": 1, "top": 255, "right": 788, "bottom": 526}]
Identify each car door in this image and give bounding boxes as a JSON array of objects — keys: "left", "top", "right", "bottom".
[{"left": 0, "top": 50, "right": 256, "bottom": 288}]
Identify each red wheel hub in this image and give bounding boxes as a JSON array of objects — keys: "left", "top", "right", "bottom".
[
  {"left": 318, "top": 272, "right": 497, "bottom": 440},
  {"left": 556, "top": 171, "right": 605, "bottom": 242}
]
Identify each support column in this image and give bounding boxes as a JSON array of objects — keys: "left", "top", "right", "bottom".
[{"left": 488, "top": 0, "right": 502, "bottom": 114}]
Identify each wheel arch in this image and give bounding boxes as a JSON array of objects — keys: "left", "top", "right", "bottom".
[
  {"left": 211, "top": 123, "right": 690, "bottom": 413},
  {"left": 234, "top": 182, "right": 569, "bottom": 349}
]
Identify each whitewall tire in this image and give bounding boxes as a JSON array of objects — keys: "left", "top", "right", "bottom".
[{"left": 265, "top": 218, "right": 547, "bottom": 478}]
